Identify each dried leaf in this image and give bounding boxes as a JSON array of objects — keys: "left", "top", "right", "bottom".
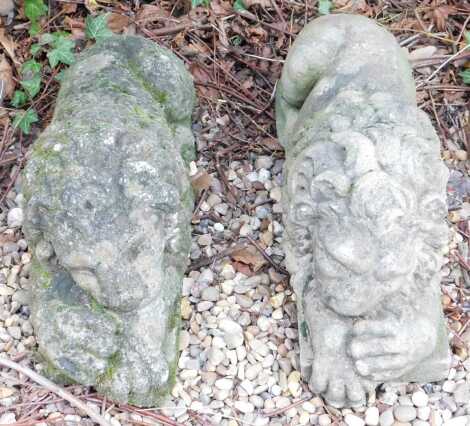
[
  {"left": 232, "top": 261, "right": 254, "bottom": 276},
  {"left": 107, "top": 13, "right": 130, "bottom": 32},
  {"left": 61, "top": 3, "right": 77, "bottom": 13},
  {"left": 433, "top": 6, "right": 457, "bottom": 31},
  {"left": 231, "top": 245, "right": 267, "bottom": 272},
  {"left": 0, "top": 54, "right": 14, "bottom": 100},
  {"left": 135, "top": 4, "right": 169, "bottom": 24},
  {"left": 191, "top": 170, "right": 212, "bottom": 192},
  {"left": 0, "top": 28, "right": 18, "bottom": 64}
]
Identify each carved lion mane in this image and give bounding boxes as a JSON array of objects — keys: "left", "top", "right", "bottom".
[{"left": 284, "top": 91, "right": 449, "bottom": 297}]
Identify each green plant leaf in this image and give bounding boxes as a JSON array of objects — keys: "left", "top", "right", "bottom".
[
  {"left": 460, "top": 70, "right": 470, "bottom": 85},
  {"left": 465, "top": 32, "right": 470, "bottom": 45},
  {"left": 44, "top": 33, "right": 75, "bottom": 68},
  {"left": 22, "top": 59, "right": 42, "bottom": 74},
  {"left": 11, "top": 91, "right": 28, "bottom": 108},
  {"left": 85, "top": 14, "right": 113, "bottom": 42},
  {"left": 25, "top": 0, "right": 48, "bottom": 21},
  {"left": 20, "top": 74, "right": 42, "bottom": 98},
  {"left": 25, "top": 0, "right": 48, "bottom": 35},
  {"left": 30, "top": 43, "right": 42, "bottom": 55},
  {"left": 233, "top": 0, "right": 246, "bottom": 12},
  {"left": 192, "top": 0, "right": 210, "bottom": 7},
  {"left": 318, "top": 0, "right": 331, "bottom": 15},
  {"left": 13, "top": 109, "right": 39, "bottom": 135}
]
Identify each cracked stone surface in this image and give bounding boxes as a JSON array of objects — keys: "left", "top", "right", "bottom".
[
  {"left": 21, "top": 35, "right": 195, "bottom": 406},
  {"left": 276, "top": 14, "right": 451, "bottom": 408}
]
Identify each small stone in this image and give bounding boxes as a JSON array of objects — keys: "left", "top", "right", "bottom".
[
  {"left": 270, "top": 293, "right": 284, "bottom": 308},
  {"left": 319, "top": 414, "right": 332, "bottom": 426},
  {"left": 365, "top": 407, "right": 379, "bottom": 426},
  {"left": 201, "top": 287, "right": 219, "bottom": 302},
  {"left": 245, "top": 363, "right": 262, "bottom": 380},
  {"left": 234, "top": 401, "right": 254, "bottom": 414},
  {"left": 0, "top": 413, "right": 16, "bottom": 425},
  {"left": 453, "top": 382, "right": 470, "bottom": 405},
  {"left": 219, "top": 319, "right": 244, "bottom": 349},
  {"left": 179, "top": 330, "right": 190, "bottom": 350},
  {"left": 215, "top": 378, "right": 233, "bottom": 390},
  {"left": 207, "top": 194, "right": 221, "bottom": 207},
  {"left": 380, "top": 409, "right": 394, "bottom": 426},
  {"left": 221, "top": 264, "right": 236, "bottom": 280},
  {"left": 287, "top": 371, "right": 301, "bottom": 396},
  {"left": 7, "top": 208, "right": 23, "bottom": 228},
  {"left": 221, "top": 280, "right": 234, "bottom": 295},
  {"left": 256, "top": 156, "right": 274, "bottom": 170},
  {"left": 257, "top": 316, "right": 270, "bottom": 332},
  {"left": 454, "top": 150, "right": 468, "bottom": 161},
  {"left": 394, "top": 406, "right": 417, "bottom": 423},
  {"left": 214, "top": 223, "right": 224, "bottom": 232},
  {"left": 272, "top": 308, "right": 283, "bottom": 320},
  {"left": 270, "top": 187, "right": 282, "bottom": 203},
  {"left": 411, "top": 391, "right": 429, "bottom": 408},
  {"left": 442, "top": 380, "right": 456, "bottom": 393},
  {"left": 417, "top": 407, "right": 430, "bottom": 421},
  {"left": 197, "top": 234, "right": 212, "bottom": 246},
  {"left": 443, "top": 417, "right": 469, "bottom": 426},
  {"left": 345, "top": 414, "right": 365, "bottom": 426},
  {"left": 181, "top": 297, "right": 192, "bottom": 320},
  {"left": 413, "top": 422, "right": 429, "bottom": 426},
  {"left": 299, "top": 411, "right": 310, "bottom": 425},
  {"left": 207, "top": 348, "right": 225, "bottom": 366},
  {"left": 197, "top": 301, "right": 213, "bottom": 312}
]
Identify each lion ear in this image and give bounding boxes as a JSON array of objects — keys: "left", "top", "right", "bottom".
[{"left": 331, "top": 131, "right": 379, "bottom": 179}]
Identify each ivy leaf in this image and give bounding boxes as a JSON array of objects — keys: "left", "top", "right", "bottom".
[
  {"left": 460, "top": 70, "right": 470, "bottom": 85},
  {"left": 30, "top": 43, "right": 42, "bottom": 56},
  {"left": 25, "top": 0, "right": 48, "bottom": 35},
  {"left": 22, "top": 59, "right": 42, "bottom": 75},
  {"left": 13, "top": 109, "right": 39, "bottom": 134},
  {"left": 45, "top": 32, "right": 75, "bottom": 68},
  {"left": 192, "top": 0, "right": 210, "bottom": 7},
  {"left": 85, "top": 14, "right": 113, "bottom": 42},
  {"left": 318, "top": 0, "right": 331, "bottom": 15},
  {"left": 233, "top": 0, "right": 246, "bottom": 12},
  {"left": 11, "top": 91, "right": 28, "bottom": 108},
  {"left": 20, "top": 74, "right": 41, "bottom": 98}
]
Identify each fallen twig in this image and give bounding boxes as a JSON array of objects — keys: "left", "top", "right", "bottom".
[{"left": 0, "top": 357, "right": 112, "bottom": 426}]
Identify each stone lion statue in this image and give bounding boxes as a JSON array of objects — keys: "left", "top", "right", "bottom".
[
  {"left": 276, "top": 14, "right": 450, "bottom": 407},
  {"left": 22, "top": 36, "right": 195, "bottom": 406}
]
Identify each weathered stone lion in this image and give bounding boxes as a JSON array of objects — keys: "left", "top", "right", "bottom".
[
  {"left": 22, "top": 36, "right": 195, "bottom": 406},
  {"left": 276, "top": 14, "right": 450, "bottom": 407}
]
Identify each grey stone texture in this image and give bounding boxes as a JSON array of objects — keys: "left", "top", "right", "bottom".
[
  {"left": 276, "top": 14, "right": 450, "bottom": 408},
  {"left": 22, "top": 36, "right": 195, "bottom": 406}
]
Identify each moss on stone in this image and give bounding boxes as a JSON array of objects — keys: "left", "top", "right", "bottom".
[
  {"left": 97, "top": 350, "right": 121, "bottom": 385},
  {"left": 180, "top": 143, "right": 196, "bottom": 165},
  {"left": 31, "top": 259, "right": 52, "bottom": 289}
]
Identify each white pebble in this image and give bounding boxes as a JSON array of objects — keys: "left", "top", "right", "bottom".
[
  {"left": 443, "top": 417, "right": 470, "bottom": 426},
  {"left": 394, "top": 405, "right": 417, "bottom": 422},
  {"left": 219, "top": 319, "right": 244, "bottom": 349},
  {"left": 442, "top": 380, "right": 456, "bottom": 393},
  {"left": 417, "top": 406, "right": 431, "bottom": 421},
  {"left": 215, "top": 378, "right": 233, "bottom": 390},
  {"left": 379, "top": 409, "right": 394, "bottom": 426},
  {"left": 234, "top": 401, "right": 254, "bottom": 414},
  {"left": 319, "top": 414, "right": 332, "bottom": 426},
  {"left": 345, "top": 414, "right": 365, "bottom": 426},
  {"left": 7, "top": 208, "right": 23, "bottom": 228},
  {"left": 412, "top": 391, "right": 429, "bottom": 408},
  {"left": 365, "top": 407, "right": 379, "bottom": 426}
]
